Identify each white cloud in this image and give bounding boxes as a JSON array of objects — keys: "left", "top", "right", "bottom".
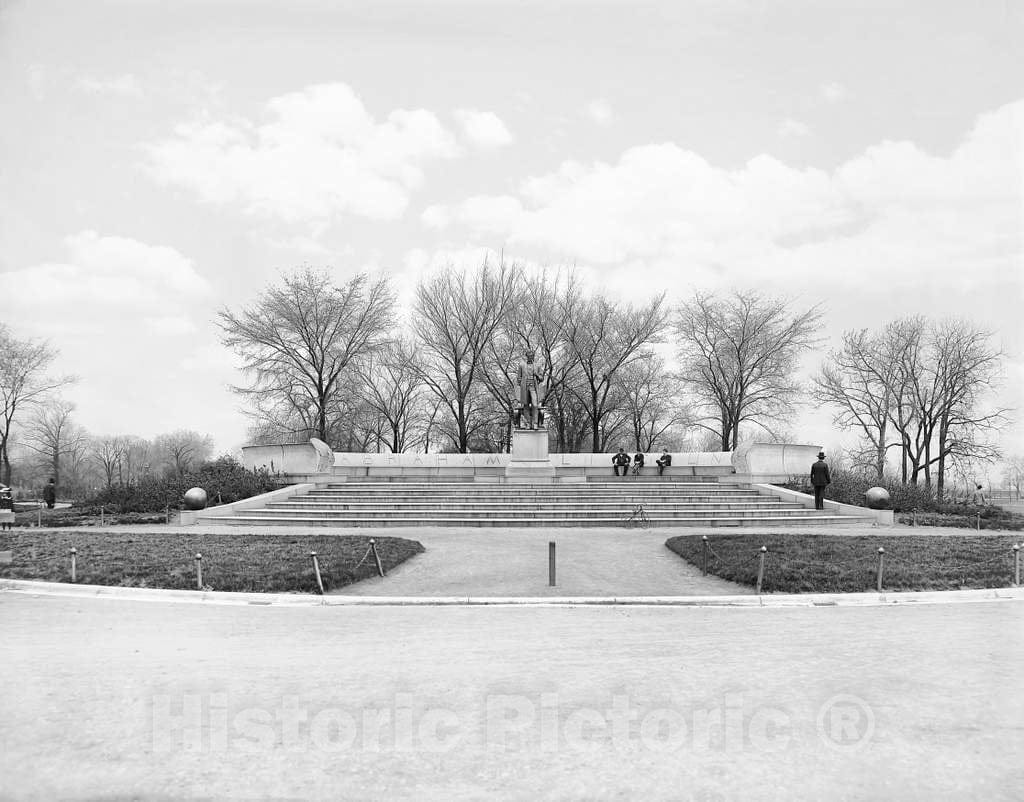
[
  {"left": 586, "top": 98, "right": 614, "bottom": 126},
  {"left": 454, "top": 109, "right": 514, "bottom": 148},
  {"left": 77, "top": 74, "right": 144, "bottom": 97},
  {"left": 1, "top": 231, "right": 210, "bottom": 337},
  {"left": 0, "top": 233, "right": 234, "bottom": 447},
  {"left": 820, "top": 82, "right": 848, "bottom": 103},
  {"left": 778, "top": 118, "right": 812, "bottom": 138},
  {"left": 144, "top": 83, "right": 460, "bottom": 223},
  {"left": 180, "top": 342, "right": 242, "bottom": 373},
  {"left": 423, "top": 100, "right": 1023, "bottom": 300},
  {"left": 145, "top": 316, "right": 197, "bottom": 336}
]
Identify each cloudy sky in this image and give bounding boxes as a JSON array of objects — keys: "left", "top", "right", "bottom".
[{"left": 1, "top": 0, "right": 1021, "bottom": 461}]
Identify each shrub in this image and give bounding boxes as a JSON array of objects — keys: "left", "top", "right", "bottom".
[
  {"left": 780, "top": 468, "right": 948, "bottom": 512},
  {"left": 90, "top": 456, "right": 286, "bottom": 513}
]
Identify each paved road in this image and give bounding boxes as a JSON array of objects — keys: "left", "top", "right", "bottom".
[
  {"left": 1, "top": 594, "right": 1021, "bottom": 800},
  {"left": 335, "top": 528, "right": 752, "bottom": 597}
]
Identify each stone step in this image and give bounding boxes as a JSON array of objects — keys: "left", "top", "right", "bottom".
[
  {"left": 268, "top": 501, "right": 806, "bottom": 511},
  {"left": 307, "top": 486, "right": 760, "bottom": 496},
  {"left": 222, "top": 507, "right": 832, "bottom": 521},
  {"left": 300, "top": 494, "right": 771, "bottom": 504},
  {"left": 319, "top": 483, "right": 729, "bottom": 489},
  {"left": 200, "top": 514, "right": 873, "bottom": 528},
  {"left": 332, "top": 476, "right": 726, "bottom": 483}
]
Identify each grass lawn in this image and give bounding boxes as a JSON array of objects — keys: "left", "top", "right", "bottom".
[
  {"left": 9, "top": 505, "right": 169, "bottom": 527},
  {"left": 896, "top": 511, "right": 1024, "bottom": 531},
  {"left": 0, "top": 531, "right": 424, "bottom": 593},
  {"left": 665, "top": 533, "right": 1022, "bottom": 593}
]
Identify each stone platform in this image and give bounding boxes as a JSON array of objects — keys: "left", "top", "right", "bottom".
[
  {"left": 193, "top": 477, "right": 876, "bottom": 528},
  {"left": 207, "top": 441, "right": 885, "bottom": 528}
]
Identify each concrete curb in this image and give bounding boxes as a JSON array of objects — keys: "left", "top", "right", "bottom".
[{"left": 2, "top": 579, "right": 1022, "bottom": 608}]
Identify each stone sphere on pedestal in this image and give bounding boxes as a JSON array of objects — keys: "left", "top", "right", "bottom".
[
  {"left": 864, "top": 486, "right": 890, "bottom": 509},
  {"left": 183, "top": 487, "right": 208, "bottom": 510}
]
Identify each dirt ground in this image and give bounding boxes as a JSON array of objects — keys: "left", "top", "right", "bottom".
[{"left": 1, "top": 594, "right": 1021, "bottom": 800}]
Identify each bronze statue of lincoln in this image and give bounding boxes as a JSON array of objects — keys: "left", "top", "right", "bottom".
[{"left": 516, "top": 348, "right": 548, "bottom": 429}]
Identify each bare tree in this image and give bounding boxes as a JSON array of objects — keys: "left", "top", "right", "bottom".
[
  {"left": 153, "top": 430, "right": 214, "bottom": 477},
  {"left": 218, "top": 268, "right": 395, "bottom": 445},
  {"left": 91, "top": 436, "right": 127, "bottom": 490},
  {"left": 522, "top": 269, "right": 588, "bottom": 452},
  {"left": 478, "top": 289, "right": 529, "bottom": 452},
  {"left": 563, "top": 290, "right": 667, "bottom": 452},
  {"left": 355, "top": 339, "right": 428, "bottom": 453},
  {"left": 1003, "top": 456, "right": 1024, "bottom": 500},
  {"left": 114, "top": 436, "right": 153, "bottom": 487},
  {"left": 890, "top": 319, "right": 1008, "bottom": 498},
  {"left": 618, "top": 354, "right": 691, "bottom": 451},
  {"left": 673, "top": 290, "right": 824, "bottom": 451},
  {"left": 60, "top": 422, "right": 95, "bottom": 498},
  {"left": 815, "top": 327, "right": 904, "bottom": 482},
  {"left": 21, "top": 398, "right": 87, "bottom": 489},
  {"left": 412, "top": 259, "right": 519, "bottom": 452},
  {"left": 0, "top": 325, "right": 75, "bottom": 484}
]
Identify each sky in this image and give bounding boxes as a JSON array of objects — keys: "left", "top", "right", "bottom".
[{"left": 0, "top": 0, "right": 1022, "bottom": 465}]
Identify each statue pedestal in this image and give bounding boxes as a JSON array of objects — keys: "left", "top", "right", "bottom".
[{"left": 505, "top": 427, "right": 555, "bottom": 480}]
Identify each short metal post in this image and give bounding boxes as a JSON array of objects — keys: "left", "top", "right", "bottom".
[
  {"left": 701, "top": 535, "right": 709, "bottom": 576},
  {"left": 912, "top": 510, "right": 917, "bottom": 527},
  {"left": 756, "top": 546, "right": 767, "bottom": 594},
  {"left": 37, "top": 503, "right": 41, "bottom": 527},
  {"left": 876, "top": 547, "right": 885, "bottom": 592},
  {"left": 69, "top": 547, "right": 77, "bottom": 583},
  {"left": 977, "top": 512, "right": 981, "bottom": 531},
  {"left": 310, "top": 551, "right": 325, "bottom": 594},
  {"left": 165, "top": 505, "right": 170, "bottom": 524},
  {"left": 195, "top": 553, "right": 203, "bottom": 590},
  {"left": 370, "top": 539, "right": 385, "bottom": 577},
  {"left": 549, "top": 541, "right": 556, "bottom": 587},
  {"left": 1013, "top": 544, "right": 1020, "bottom": 587},
  {"left": 100, "top": 505, "right": 104, "bottom": 527}
]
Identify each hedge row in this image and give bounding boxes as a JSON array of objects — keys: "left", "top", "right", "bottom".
[
  {"left": 89, "top": 456, "right": 285, "bottom": 513},
  {"left": 778, "top": 468, "right": 997, "bottom": 513}
]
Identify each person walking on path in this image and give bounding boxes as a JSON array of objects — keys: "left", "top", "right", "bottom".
[
  {"left": 810, "top": 452, "right": 831, "bottom": 510},
  {"left": 42, "top": 478, "right": 56, "bottom": 510}
]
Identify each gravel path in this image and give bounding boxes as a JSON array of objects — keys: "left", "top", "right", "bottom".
[
  {"left": 1, "top": 594, "right": 1020, "bottom": 800},
  {"left": 333, "top": 528, "right": 750, "bottom": 596}
]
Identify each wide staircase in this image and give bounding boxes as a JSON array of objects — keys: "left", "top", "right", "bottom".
[{"left": 198, "top": 477, "right": 874, "bottom": 528}]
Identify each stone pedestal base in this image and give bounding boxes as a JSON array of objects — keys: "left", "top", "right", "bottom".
[{"left": 505, "top": 427, "right": 555, "bottom": 480}]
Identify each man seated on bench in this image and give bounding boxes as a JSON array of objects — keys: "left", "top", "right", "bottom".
[
  {"left": 612, "top": 448, "right": 631, "bottom": 477},
  {"left": 632, "top": 452, "right": 645, "bottom": 475},
  {"left": 656, "top": 450, "right": 672, "bottom": 476}
]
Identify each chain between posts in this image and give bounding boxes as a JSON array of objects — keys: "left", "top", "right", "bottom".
[
  {"left": 352, "top": 540, "right": 385, "bottom": 577},
  {"left": 698, "top": 538, "right": 1023, "bottom": 593}
]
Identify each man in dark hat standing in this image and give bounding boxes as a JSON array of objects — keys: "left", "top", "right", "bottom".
[
  {"left": 810, "top": 451, "right": 831, "bottom": 510},
  {"left": 42, "top": 478, "right": 57, "bottom": 510}
]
